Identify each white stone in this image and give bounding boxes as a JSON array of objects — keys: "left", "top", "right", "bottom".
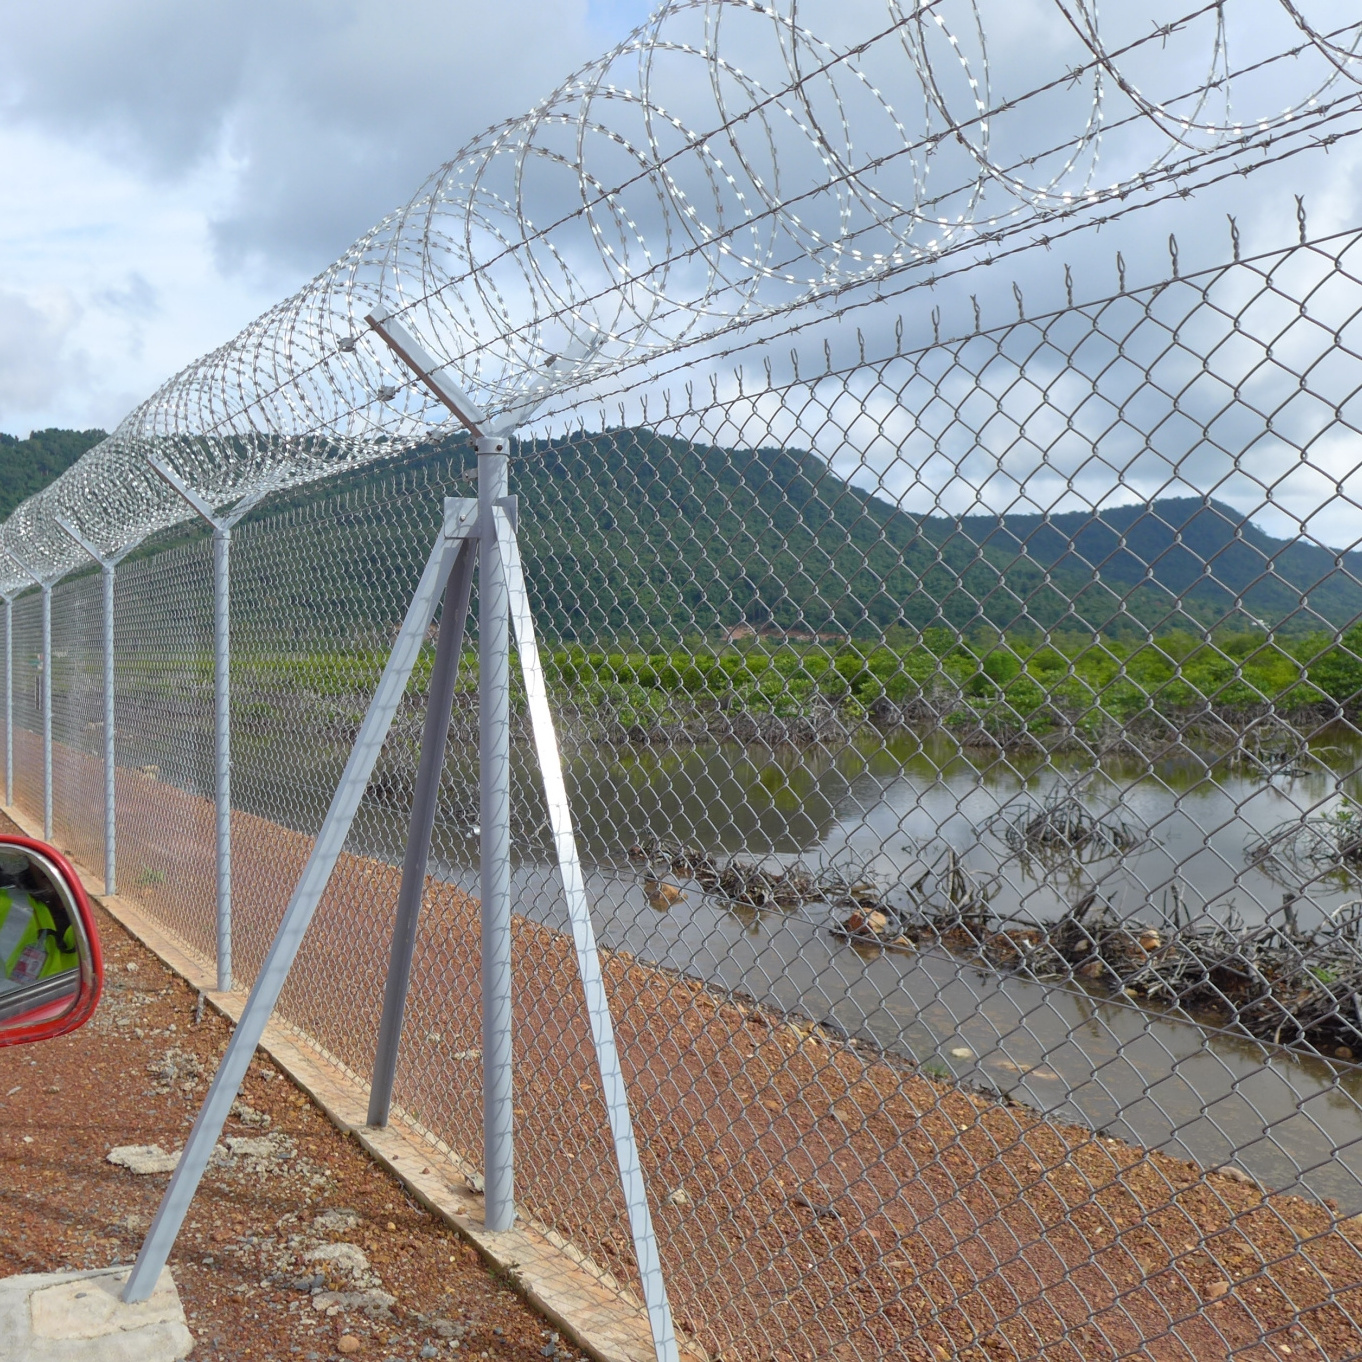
[
  {"left": 303, "top": 1243, "right": 379, "bottom": 1287},
  {"left": 0, "top": 1266, "right": 192, "bottom": 1362},
  {"left": 222, "top": 1135, "right": 278, "bottom": 1159},
  {"left": 106, "top": 1145, "right": 180, "bottom": 1175},
  {"left": 221, "top": 1132, "right": 295, "bottom": 1165},
  {"left": 310, "top": 1288, "right": 396, "bottom": 1314},
  {"left": 312, "top": 1209, "right": 361, "bottom": 1234}
]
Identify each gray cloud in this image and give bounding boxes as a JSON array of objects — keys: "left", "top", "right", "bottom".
[
  {"left": 0, "top": 0, "right": 624, "bottom": 275},
  {"left": 0, "top": 288, "right": 87, "bottom": 417},
  {"left": 94, "top": 272, "right": 159, "bottom": 318}
]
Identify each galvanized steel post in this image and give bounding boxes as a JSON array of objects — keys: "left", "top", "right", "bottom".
[
  {"left": 478, "top": 433, "right": 515, "bottom": 1232},
  {"left": 102, "top": 562, "right": 116, "bottom": 894},
  {"left": 40, "top": 581, "right": 51, "bottom": 841},
  {"left": 1, "top": 544, "right": 50, "bottom": 828},
  {"left": 363, "top": 307, "right": 602, "bottom": 1238},
  {"left": 212, "top": 524, "right": 232, "bottom": 991},
  {"left": 2, "top": 593, "right": 10, "bottom": 807},
  {"left": 146, "top": 459, "right": 268, "bottom": 994}
]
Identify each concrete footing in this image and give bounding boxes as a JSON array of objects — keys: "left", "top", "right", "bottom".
[{"left": 0, "top": 1266, "right": 192, "bottom": 1362}]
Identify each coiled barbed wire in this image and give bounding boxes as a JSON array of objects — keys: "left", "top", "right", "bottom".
[{"left": 2, "top": 0, "right": 1359, "bottom": 592}]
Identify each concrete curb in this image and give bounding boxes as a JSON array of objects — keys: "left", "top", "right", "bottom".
[{"left": 2, "top": 802, "right": 696, "bottom": 1362}]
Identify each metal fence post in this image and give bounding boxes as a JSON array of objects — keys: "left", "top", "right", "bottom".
[
  {"left": 1, "top": 549, "right": 53, "bottom": 833},
  {"left": 478, "top": 432, "right": 515, "bottom": 1232},
  {"left": 102, "top": 562, "right": 116, "bottom": 894},
  {"left": 146, "top": 460, "right": 270, "bottom": 993},
  {"left": 212, "top": 524, "right": 232, "bottom": 990},
  {"left": 2, "top": 593, "right": 10, "bottom": 807},
  {"left": 40, "top": 581, "right": 51, "bottom": 841},
  {"left": 364, "top": 307, "right": 602, "bottom": 1236}
]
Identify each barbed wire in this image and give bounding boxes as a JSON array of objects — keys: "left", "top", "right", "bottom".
[{"left": 3, "top": 0, "right": 1360, "bottom": 593}]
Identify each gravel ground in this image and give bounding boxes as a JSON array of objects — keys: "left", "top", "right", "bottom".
[{"left": 0, "top": 825, "right": 581, "bottom": 1362}]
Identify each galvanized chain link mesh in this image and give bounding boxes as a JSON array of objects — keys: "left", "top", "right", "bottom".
[
  {"left": 5, "top": 221, "right": 1362, "bottom": 1358},
  {"left": 9, "top": 593, "right": 42, "bottom": 821},
  {"left": 49, "top": 572, "right": 105, "bottom": 877}
]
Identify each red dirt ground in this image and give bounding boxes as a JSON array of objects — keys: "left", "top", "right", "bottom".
[
  {"left": 13, "top": 745, "right": 1362, "bottom": 1361},
  {"left": 0, "top": 809, "right": 584, "bottom": 1362}
]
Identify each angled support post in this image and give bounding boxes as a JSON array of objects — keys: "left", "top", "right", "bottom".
[
  {"left": 2, "top": 592, "right": 11, "bottom": 808},
  {"left": 146, "top": 460, "right": 269, "bottom": 992},
  {"left": 124, "top": 497, "right": 475, "bottom": 1304},
  {"left": 493, "top": 504, "right": 678, "bottom": 1361},
  {"left": 55, "top": 518, "right": 136, "bottom": 896},
  {"left": 367, "top": 525, "right": 478, "bottom": 1126},
  {"left": 364, "top": 310, "right": 676, "bottom": 1362},
  {"left": 3, "top": 550, "right": 55, "bottom": 840}
]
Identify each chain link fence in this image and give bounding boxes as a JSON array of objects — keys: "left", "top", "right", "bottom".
[{"left": 7, "top": 223, "right": 1362, "bottom": 1360}]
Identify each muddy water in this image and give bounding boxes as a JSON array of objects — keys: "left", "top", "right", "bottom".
[
  {"left": 409, "top": 729, "right": 1362, "bottom": 1210},
  {"left": 160, "top": 709, "right": 1362, "bottom": 1210}
]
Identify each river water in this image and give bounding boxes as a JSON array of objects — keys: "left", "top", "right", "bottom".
[{"left": 188, "top": 709, "right": 1362, "bottom": 1210}]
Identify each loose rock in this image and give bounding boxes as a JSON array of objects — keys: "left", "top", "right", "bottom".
[
  {"left": 304, "top": 1242, "right": 381, "bottom": 1288},
  {"left": 107, "top": 1144, "right": 180, "bottom": 1175},
  {"left": 313, "top": 1208, "right": 361, "bottom": 1234},
  {"left": 312, "top": 1288, "right": 396, "bottom": 1316}
]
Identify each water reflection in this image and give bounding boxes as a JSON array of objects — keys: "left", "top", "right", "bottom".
[{"left": 225, "top": 713, "right": 1362, "bottom": 1209}]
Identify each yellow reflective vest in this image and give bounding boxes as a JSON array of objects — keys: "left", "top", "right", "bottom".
[{"left": 0, "top": 887, "right": 78, "bottom": 986}]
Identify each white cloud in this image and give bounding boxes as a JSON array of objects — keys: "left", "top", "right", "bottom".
[
  {"left": 0, "top": 0, "right": 655, "bottom": 433},
  {"left": 0, "top": 287, "right": 86, "bottom": 416}
]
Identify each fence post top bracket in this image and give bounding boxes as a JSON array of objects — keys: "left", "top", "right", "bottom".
[
  {"left": 1, "top": 546, "right": 52, "bottom": 590},
  {"left": 442, "top": 497, "right": 480, "bottom": 541},
  {"left": 146, "top": 455, "right": 272, "bottom": 532},
  {"left": 54, "top": 515, "right": 134, "bottom": 570}
]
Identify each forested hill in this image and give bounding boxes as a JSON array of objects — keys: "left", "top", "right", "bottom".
[
  {"left": 0, "top": 429, "right": 107, "bottom": 522},
  {"left": 8, "top": 426, "right": 1362, "bottom": 637},
  {"left": 516, "top": 431, "right": 1362, "bottom": 637}
]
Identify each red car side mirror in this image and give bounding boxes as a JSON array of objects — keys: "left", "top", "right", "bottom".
[{"left": 0, "top": 835, "right": 102, "bottom": 1048}]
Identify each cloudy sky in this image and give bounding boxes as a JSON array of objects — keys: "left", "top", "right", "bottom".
[
  {"left": 2, "top": 0, "right": 1360, "bottom": 544},
  {"left": 0, "top": 0, "right": 656, "bottom": 434}
]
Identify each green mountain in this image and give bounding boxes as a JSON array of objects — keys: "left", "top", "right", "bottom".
[
  {"left": 9, "top": 426, "right": 1362, "bottom": 640},
  {"left": 517, "top": 431, "right": 1362, "bottom": 639},
  {"left": 0, "top": 429, "right": 107, "bottom": 522}
]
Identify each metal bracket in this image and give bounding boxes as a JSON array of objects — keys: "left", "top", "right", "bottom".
[
  {"left": 364, "top": 309, "right": 604, "bottom": 441},
  {"left": 54, "top": 517, "right": 138, "bottom": 570},
  {"left": 146, "top": 457, "right": 270, "bottom": 531},
  {"left": 2, "top": 548, "right": 45, "bottom": 590}
]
